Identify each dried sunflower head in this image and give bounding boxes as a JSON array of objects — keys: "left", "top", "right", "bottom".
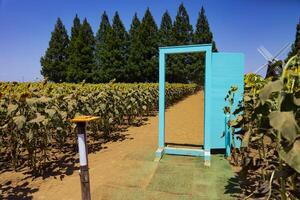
[{"left": 19, "top": 92, "right": 31, "bottom": 101}]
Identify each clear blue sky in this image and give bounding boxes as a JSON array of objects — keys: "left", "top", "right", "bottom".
[{"left": 0, "top": 0, "right": 299, "bottom": 82}]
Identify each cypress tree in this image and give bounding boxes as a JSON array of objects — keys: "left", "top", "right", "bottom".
[
  {"left": 40, "top": 18, "right": 69, "bottom": 82},
  {"left": 194, "top": 6, "right": 217, "bottom": 52},
  {"left": 71, "top": 14, "right": 81, "bottom": 39},
  {"left": 126, "top": 13, "right": 143, "bottom": 82},
  {"left": 95, "top": 12, "right": 111, "bottom": 47},
  {"left": 173, "top": 3, "right": 193, "bottom": 45},
  {"left": 110, "top": 12, "right": 129, "bottom": 82},
  {"left": 192, "top": 6, "right": 218, "bottom": 85},
  {"left": 171, "top": 3, "right": 193, "bottom": 83},
  {"left": 66, "top": 15, "right": 81, "bottom": 82},
  {"left": 129, "top": 13, "right": 140, "bottom": 40},
  {"left": 98, "top": 12, "right": 128, "bottom": 82},
  {"left": 139, "top": 8, "right": 159, "bottom": 82},
  {"left": 286, "top": 19, "right": 300, "bottom": 61},
  {"left": 67, "top": 17, "right": 95, "bottom": 82},
  {"left": 159, "top": 11, "right": 173, "bottom": 46},
  {"left": 159, "top": 11, "right": 174, "bottom": 83},
  {"left": 77, "top": 18, "right": 96, "bottom": 82},
  {"left": 94, "top": 11, "right": 111, "bottom": 82}
]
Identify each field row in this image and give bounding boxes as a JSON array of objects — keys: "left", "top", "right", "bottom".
[{"left": 0, "top": 81, "right": 197, "bottom": 173}]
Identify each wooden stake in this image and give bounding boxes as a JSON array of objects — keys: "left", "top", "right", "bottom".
[
  {"left": 71, "top": 116, "right": 100, "bottom": 200},
  {"left": 77, "top": 122, "right": 91, "bottom": 200}
]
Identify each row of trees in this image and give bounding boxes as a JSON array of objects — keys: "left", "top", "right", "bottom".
[{"left": 41, "top": 4, "right": 217, "bottom": 84}]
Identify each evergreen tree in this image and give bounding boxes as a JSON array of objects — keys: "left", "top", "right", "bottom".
[
  {"left": 138, "top": 8, "right": 159, "bottom": 82},
  {"left": 173, "top": 3, "right": 193, "bottom": 45},
  {"left": 78, "top": 18, "right": 96, "bottom": 82},
  {"left": 159, "top": 11, "right": 174, "bottom": 83},
  {"left": 98, "top": 12, "right": 128, "bottom": 82},
  {"left": 171, "top": 3, "right": 193, "bottom": 83},
  {"left": 129, "top": 13, "right": 140, "bottom": 40},
  {"left": 159, "top": 11, "right": 173, "bottom": 46},
  {"left": 94, "top": 11, "right": 111, "bottom": 82},
  {"left": 192, "top": 6, "right": 218, "bottom": 85},
  {"left": 286, "top": 19, "right": 300, "bottom": 61},
  {"left": 110, "top": 12, "right": 129, "bottom": 82},
  {"left": 67, "top": 17, "right": 95, "bottom": 82},
  {"left": 40, "top": 18, "right": 69, "bottom": 82},
  {"left": 194, "top": 6, "right": 217, "bottom": 51},
  {"left": 95, "top": 12, "right": 111, "bottom": 46},
  {"left": 126, "top": 13, "right": 143, "bottom": 82},
  {"left": 66, "top": 15, "right": 81, "bottom": 82}
]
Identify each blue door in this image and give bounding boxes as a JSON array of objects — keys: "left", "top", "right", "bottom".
[{"left": 207, "top": 53, "right": 244, "bottom": 149}]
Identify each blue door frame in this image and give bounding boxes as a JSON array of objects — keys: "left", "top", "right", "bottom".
[{"left": 155, "top": 43, "right": 244, "bottom": 166}]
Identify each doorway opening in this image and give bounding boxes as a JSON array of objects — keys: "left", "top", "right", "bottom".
[
  {"left": 155, "top": 44, "right": 245, "bottom": 167},
  {"left": 156, "top": 44, "right": 213, "bottom": 166},
  {"left": 165, "top": 52, "right": 205, "bottom": 149}
]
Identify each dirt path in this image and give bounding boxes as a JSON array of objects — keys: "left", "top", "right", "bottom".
[
  {"left": 165, "top": 91, "right": 204, "bottom": 146},
  {"left": 1, "top": 91, "right": 238, "bottom": 199}
]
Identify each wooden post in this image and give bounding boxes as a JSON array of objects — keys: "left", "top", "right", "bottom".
[
  {"left": 71, "top": 116, "right": 100, "bottom": 200},
  {"left": 77, "top": 122, "right": 91, "bottom": 200}
]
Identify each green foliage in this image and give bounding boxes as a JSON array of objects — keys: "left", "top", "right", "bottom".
[
  {"left": 0, "top": 81, "right": 197, "bottom": 174},
  {"left": 159, "top": 11, "right": 173, "bottom": 46},
  {"left": 67, "top": 16, "right": 96, "bottom": 83},
  {"left": 224, "top": 55, "right": 300, "bottom": 199},
  {"left": 191, "top": 6, "right": 217, "bottom": 85},
  {"left": 159, "top": 11, "right": 175, "bottom": 84},
  {"left": 40, "top": 18, "right": 69, "bottom": 82},
  {"left": 138, "top": 8, "right": 159, "bottom": 82},
  {"left": 126, "top": 13, "right": 142, "bottom": 82},
  {"left": 41, "top": 4, "right": 218, "bottom": 84},
  {"left": 173, "top": 3, "right": 193, "bottom": 45},
  {"left": 77, "top": 18, "right": 96, "bottom": 82},
  {"left": 66, "top": 15, "right": 81, "bottom": 82},
  {"left": 286, "top": 20, "right": 300, "bottom": 62},
  {"left": 194, "top": 6, "right": 217, "bottom": 52},
  {"left": 71, "top": 14, "right": 81, "bottom": 40},
  {"left": 94, "top": 11, "right": 111, "bottom": 82},
  {"left": 128, "top": 13, "right": 140, "bottom": 41},
  {"left": 98, "top": 12, "right": 129, "bottom": 82},
  {"left": 168, "top": 3, "right": 193, "bottom": 84}
]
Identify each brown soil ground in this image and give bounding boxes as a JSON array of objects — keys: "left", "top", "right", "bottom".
[
  {"left": 165, "top": 91, "right": 204, "bottom": 146},
  {"left": 0, "top": 91, "right": 234, "bottom": 200}
]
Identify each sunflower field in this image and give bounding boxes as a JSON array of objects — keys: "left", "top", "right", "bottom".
[
  {"left": 0, "top": 81, "right": 197, "bottom": 174},
  {"left": 225, "top": 55, "right": 300, "bottom": 199}
]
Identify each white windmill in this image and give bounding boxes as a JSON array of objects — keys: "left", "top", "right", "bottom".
[{"left": 255, "top": 43, "right": 291, "bottom": 77}]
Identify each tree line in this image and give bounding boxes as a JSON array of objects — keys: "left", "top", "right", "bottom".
[{"left": 41, "top": 4, "right": 217, "bottom": 84}]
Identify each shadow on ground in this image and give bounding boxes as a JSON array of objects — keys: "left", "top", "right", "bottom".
[
  {"left": 224, "top": 174, "right": 242, "bottom": 199},
  {"left": 0, "top": 123, "right": 138, "bottom": 200},
  {"left": 0, "top": 181, "right": 38, "bottom": 200}
]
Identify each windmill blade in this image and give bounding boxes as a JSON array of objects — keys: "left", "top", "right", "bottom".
[
  {"left": 258, "top": 47, "right": 271, "bottom": 61},
  {"left": 273, "top": 42, "right": 291, "bottom": 59},
  {"left": 254, "top": 62, "right": 269, "bottom": 74},
  {"left": 260, "top": 46, "right": 274, "bottom": 61}
]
